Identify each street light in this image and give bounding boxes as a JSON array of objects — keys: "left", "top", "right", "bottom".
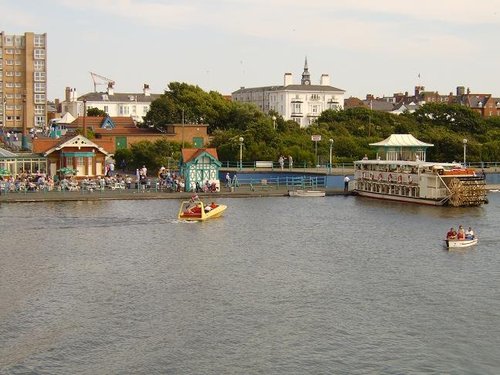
[
  {"left": 272, "top": 115, "right": 276, "bottom": 130},
  {"left": 239, "top": 136, "right": 244, "bottom": 170},
  {"left": 463, "top": 138, "right": 468, "bottom": 166},
  {"left": 329, "top": 138, "right": 334, "bottom": 172}
]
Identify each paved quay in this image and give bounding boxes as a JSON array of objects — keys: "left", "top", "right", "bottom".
[{"left": 0, "top": 187, "right": 350, "bottom": 203}]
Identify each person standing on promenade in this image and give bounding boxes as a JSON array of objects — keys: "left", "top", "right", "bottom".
[
  {"left": 278, "top": 155, "right": 284, "bottom": 170},
  {"left": 344, "top": 175, "right": 350, "bottom": 192},
  {"left": 225, "top": 172, "right": 231, "bottom": 187}
]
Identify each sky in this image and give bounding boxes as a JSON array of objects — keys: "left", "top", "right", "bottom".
[{"left": 2, "top": 0, "right": 500, "bottom": 100}]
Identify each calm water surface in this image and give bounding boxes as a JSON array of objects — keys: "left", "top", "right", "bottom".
[{"left": 1, "top": 194, "right": 500, "bottom": 374}]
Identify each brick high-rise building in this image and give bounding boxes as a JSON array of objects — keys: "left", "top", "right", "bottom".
[{"left": 0, "top": 31, "right": 47, "bottom": 136}]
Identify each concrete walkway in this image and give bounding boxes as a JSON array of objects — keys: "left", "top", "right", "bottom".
[{"left": 0, "top": 186, "right": 350, "bottom": 203}]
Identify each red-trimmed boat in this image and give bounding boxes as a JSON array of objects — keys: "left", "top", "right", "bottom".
[{"left": 178, "top": 195, "right": 227, "bottom": 221}]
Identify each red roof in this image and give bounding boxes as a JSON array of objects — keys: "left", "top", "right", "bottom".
[{"left": 182, "top": 148, "right": 219, "bottom": 163}]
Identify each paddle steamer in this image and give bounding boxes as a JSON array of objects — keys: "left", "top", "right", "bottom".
[{"left": 353, "top": 134, "right": 487, "bottom": 207}]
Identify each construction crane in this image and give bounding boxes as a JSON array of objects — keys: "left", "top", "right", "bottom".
[{"left": 90, "top": 72, "right": 115, "bottom": 92}]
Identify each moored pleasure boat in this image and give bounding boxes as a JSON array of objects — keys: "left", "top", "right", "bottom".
[
  {"left": 178, "top": 195, "right": 227, "bottom": 221},
  {"left": 353, "top": 134, "right": 487, "bottom": 207},
  {"left": 288, "top": 189, "right": 326, "bottom": 197}
]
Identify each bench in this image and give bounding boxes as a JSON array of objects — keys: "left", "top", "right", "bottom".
[
  {"left": 255, "top": 161, "right": 273, "bottom": 168},
  {"left": 250, "top": 179, "right": 274, "bottom": 191}
]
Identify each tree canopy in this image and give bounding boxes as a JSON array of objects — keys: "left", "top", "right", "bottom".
[{"left": 139, "top": 83, "right": 498, "bottom": 166}]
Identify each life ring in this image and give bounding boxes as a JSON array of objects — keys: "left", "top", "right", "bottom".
[
  {"left": 387, "top": 173, "right": 393, "bottom": 182},
  {"left": 397, "top": 175, "right": 402, "bottom": 184},
  {"left": 378, "top": 173, "right": 383, "bottom": 181},
  {"left": 407, "top": 175, "right": 413, "bottom": 184}
]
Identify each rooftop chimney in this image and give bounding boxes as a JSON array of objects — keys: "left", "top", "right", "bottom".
[
  {"left": 284, "top": 73, "right": 293, "bottom": 86},
  {"left": 107, "top": 82, "right": 114, "bottom": 96},
  {"left": 320, "top": 74, "right": 330, "bottom": 86},
  {"left": 143, "top": 84, "right": 150, "bottom": 96}
]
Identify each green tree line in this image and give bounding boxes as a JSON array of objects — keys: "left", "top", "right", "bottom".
[{"left": 127, "top": 82, "right": 500, "bottom": 167}]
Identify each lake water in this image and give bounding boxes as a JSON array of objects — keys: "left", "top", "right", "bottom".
[{"left": 1, "top": 193, "right": 500, "bottom": 374}]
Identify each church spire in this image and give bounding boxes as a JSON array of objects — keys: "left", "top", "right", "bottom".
[{"left": 301, "top": 57, "right": 311, "bottom": 85}]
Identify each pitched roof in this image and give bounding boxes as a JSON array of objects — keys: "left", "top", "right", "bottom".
[
  {"left": 232, "top": 84, "right": 345, "bottom": 94},
  {"left": 79, "top": 92, "right": 162, "bottom": 103},
  {"left": 43, "top": 135, "right": 110, "bottom": 156},
  {"left": 370, "top": 134, "right": 434, "bottom": 147},
  {"left": 182, "top": 148, "right": 219, "bottom": 163},
  {"left": 71, "top": 116, "right": 137, "bottom": 129},
  {"left": 0, "top": 147, "right": 17, "bottom": 157}
]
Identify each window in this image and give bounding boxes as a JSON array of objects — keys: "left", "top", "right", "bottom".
[
  {"left": 15, "top": 71, "right": 22, "bottom": 77},
  {"left": 293, "top": 103, "right": 302, "bottom": 113},
  {"left": 5, "top": 71, "right": 13, "bottom": 77},
  {"left": 34, "top": 71, "right": 46, "bottom": 81},
  {"left": 103, "top": 105, "right": 109, "bottom": 113},
  {"left": 35, "top": 116, "right": 45, "bottom": 126},
  {"left": 34, "top": 60, "right": 45, "bottom": 71},
  {"left": 143, "top": 106, "right": 149, "bottom": 114},
  {"left": 34, "top": 82, "right": 45, "bottom": 93},
  {"left": 35, "top": 105, "right": 45, "bottom": 115},
  {"left": 5, "top": 60, "right": 13, "bottom": 65},
  {"left": 119, "top": 105, "right": 129, "bottom": 115},
  {"left": 34, "top": 94, "right": 46, "bottom": 103},
  {"left": 34, "top": 49, "right": 45, "bottom": 59},
  {"left": 15, "top": 59, "right": 21, "bottom": 66},
  {"left": 34, "top": 35, "right": 45, "bottom": 47},
  {"left": 5, "top": 49, "right": 13, "bottom": 54}
]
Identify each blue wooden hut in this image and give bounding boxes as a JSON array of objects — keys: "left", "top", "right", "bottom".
[{"left": 180, "top": 148, "right": 221, "bottom": 192}]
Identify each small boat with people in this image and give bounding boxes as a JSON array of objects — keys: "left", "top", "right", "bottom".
[
  {"left": 445, "top": 225, "right": 478, "bottom": 249},
  {"left": 178, "top": 195, "right": 227, "bottom": 221},
  {"left": 288, "top": 189, "right": 326, "bottom": 197}
]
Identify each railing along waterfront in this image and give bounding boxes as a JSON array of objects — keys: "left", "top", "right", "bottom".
[
  {"left": 220, "top": 161, "right": 500, "bottom": 171},
  {"left": 0, "top": 175, "right": 327, "bottom": 196}
]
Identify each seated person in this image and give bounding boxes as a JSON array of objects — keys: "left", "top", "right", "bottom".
[
  {"left": 457, "top": 225, "right": 465, "bottom": 240},
  {"left": 446, "top": 228, "right": 457, "bottom": 239},
  {"left": 204, "top": 204, "right": 212, "bottom": 212},
  {"left": 465, "top": 227, "right": 474, "bottom": 240}
]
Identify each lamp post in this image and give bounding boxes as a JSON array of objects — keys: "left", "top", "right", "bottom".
[
  {"left": 463, "top": 138, "right": 468, "bottom": 166},
  {"left": 329, "top": 138, "right": 334, "bottom": 173},
  {"left": 22, "top": 94, "right": 29, "bottom": 150},
  {"left": 82, "top": 98, "right": 87, "bottom": 138},
  {"left": 181, "top": 107, "right": 185, "bottom": 148},
  {"left": 239, "top": 136, "right": 244, "bottom": 170},
  {"left": 272, "top": 115, "right": 276, "bottom": 130}
]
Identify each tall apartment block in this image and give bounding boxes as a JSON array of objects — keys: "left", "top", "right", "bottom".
[{"left": 0, "top": 31, "right": 47, "bottom": 133}]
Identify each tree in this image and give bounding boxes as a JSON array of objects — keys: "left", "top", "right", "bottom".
[{"left": 87, "top": 107, "right": 107, "bottom": 117}]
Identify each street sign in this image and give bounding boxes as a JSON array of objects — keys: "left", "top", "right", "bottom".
[{"left": 311, "top": 135, "right": 321, "bottom": 142}]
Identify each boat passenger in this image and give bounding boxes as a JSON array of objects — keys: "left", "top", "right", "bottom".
[
  {"left": 465, "top": 227, "right": 474, "bottom": 240},
  {"left": 204, "top": 204, "right": 212, "bottom": 212},
  {"left": 457, "top": 225, "right": 465, "bottom": 240},
  {"left": 446, "top": 228, "right": 457, "bottom": 240}
]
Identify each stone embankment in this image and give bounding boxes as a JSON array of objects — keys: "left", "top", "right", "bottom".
[{"left": 0, "top": 187, "right": 350, "bottom": 203}]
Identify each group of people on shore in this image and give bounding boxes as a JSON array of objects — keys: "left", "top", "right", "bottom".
[{"left": 446, "top": 225, "right": 475, "bottom": 240}]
